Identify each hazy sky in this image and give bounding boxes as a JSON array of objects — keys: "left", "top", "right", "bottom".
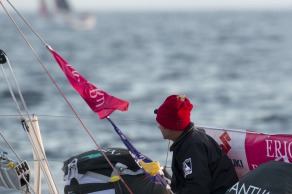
[{"left": 1, "top": 0, "right": 292, "bottom": 12}]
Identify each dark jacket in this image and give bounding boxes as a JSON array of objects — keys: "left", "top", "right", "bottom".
[{"left": 170, "top": 122, "right": 238, "bottom": 194}]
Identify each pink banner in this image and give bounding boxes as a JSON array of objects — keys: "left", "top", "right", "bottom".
[
  {"left": 202, "top": 127, "right": 292, "bottom": 179},
  {"left": 245, "top": 133, "right": 292, "bottom": 170}
]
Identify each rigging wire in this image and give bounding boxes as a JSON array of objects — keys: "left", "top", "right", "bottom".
[
  {"left": 0, "top": 113, "right": 278, "bottom": 136},
  {"left": 0, "top": 63, "right": 23, "bottom": 120},
  {"left": 5, "top": 0, "right": 47, "bottom": 46},
  {"left": 0, "top": 48, "right": 58, "bottom": 193},
  {"left": 1, "top": 1, "right": 134, "bottom": 193},
  {"left": 0, "top": 132, "right": 22, "bottom": 162}
]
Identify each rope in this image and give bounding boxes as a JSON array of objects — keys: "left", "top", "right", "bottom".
[{"left": 164, "top": 140, "right": 171, "bottom": 169}]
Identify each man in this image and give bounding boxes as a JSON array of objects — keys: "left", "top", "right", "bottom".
[{"left": 154, "top": 94, "right": 238, "bottom": 194}]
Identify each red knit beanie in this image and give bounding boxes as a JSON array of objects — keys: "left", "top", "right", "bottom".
[{"left": 155, "top": 95, "right": 193, "bottom": 131}]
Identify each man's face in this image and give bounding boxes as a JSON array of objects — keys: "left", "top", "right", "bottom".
[{"left": 158, "top": 124, "right": 172, "bottom": 140}]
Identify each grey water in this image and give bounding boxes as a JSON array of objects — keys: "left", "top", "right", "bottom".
[{"left": 1, "top": 10, "right": 292, "bottom": 193}]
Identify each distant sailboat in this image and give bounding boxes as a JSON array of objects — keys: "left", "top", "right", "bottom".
[{"left": 39, "top": 0, "right": 97, "bottom": 30}]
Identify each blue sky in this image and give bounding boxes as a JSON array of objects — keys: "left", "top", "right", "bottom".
[{"left": 2, "top": 0, "right": 292, "bottom": 11}]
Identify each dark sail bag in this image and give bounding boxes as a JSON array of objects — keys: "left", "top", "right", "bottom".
[{"left": 62, "top": 147, "right": 170, "bottom": 194}]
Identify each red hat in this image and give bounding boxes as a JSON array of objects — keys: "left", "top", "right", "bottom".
[{"left": 155, "top": 95, "right": 193, "bottom": 131}]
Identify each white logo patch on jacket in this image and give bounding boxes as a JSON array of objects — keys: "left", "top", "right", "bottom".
[{"left": 183, "top": 158, "right": 192, "bottom": 177}]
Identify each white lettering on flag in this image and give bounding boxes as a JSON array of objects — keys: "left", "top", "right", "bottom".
[{"left": 89, "top": 88, "right": 105, "bottom": 107}]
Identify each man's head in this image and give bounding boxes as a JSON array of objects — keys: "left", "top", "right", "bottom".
[{"left": 155, "top": 94, "right": 193, "bottom": 131}]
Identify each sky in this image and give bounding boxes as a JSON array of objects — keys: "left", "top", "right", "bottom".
[{"left": 1, "top": 0, "right": 292, "bottom": 12}]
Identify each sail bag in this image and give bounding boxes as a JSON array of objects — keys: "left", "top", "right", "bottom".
[{"left": 62, "top": 147, "right": 170, "bottom": 194}]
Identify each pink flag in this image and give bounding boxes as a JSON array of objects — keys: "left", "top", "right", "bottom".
[{"left": 49, "top": 48, "right": 129, "bottom": 119}]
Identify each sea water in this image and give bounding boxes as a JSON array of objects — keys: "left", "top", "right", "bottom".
[{"left": 1, "top": 10, "right": 292, "bottom": 193}]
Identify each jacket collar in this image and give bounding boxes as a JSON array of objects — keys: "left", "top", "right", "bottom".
[{"left": 170, "top": 122, "right": 195, "bottom": 151}]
